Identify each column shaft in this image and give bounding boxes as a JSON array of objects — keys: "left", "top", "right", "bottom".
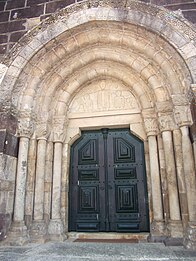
[
  {"left": 162, "top": 131, "right": 181, "bottom": 221},
  {"left": 181, "top": 126, "right": 196, "bottom": 222},
  {"left": 34, "top": 139, "right": 47, "bottom": 220},
  {"left": 44, "top": 141, "right": 53, "bottom": 222},
  {"left": 25, "top": 137, "right": 37, "bottom": 227},
  {"left": 173, "top": 129, "right": 188, "bottom": 226},
  {"left": 51, "top": 142, "right": 62, "bottom": 219},
  {"left": 157, "top": 135, "right": 170, "bottom": 221},
  {"left": 148, "top": 135, "right": 163, "bottom": 221},
  {"left": 14, "top": 137, "right": 30, "bottom": 222}
]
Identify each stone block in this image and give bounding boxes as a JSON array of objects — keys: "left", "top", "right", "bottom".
[
  {"left": 0, "top": 131, "right": 19, "bottom": 157},
  {"left": 0, "top": 180, "right": 15, "bottom": 191},
  {"left": 0, "top": 155, "right": 17, "bottom": 181},
  {"left": 10, "top": 5, "right": 44, "bottom": 20},
  {"left": 166, "top": 3, "right": 196, "bottom": 11},
  {"left": 6, "top": 0, "right": 26, "bottom": 10},
  {"left": 0, "top": 114, "right": 17, "bottom": 134},
  {"left": 0, "top": 130, "right": 6, "bottom": 153},
  {"left": 151, "top": 0, "right": 190, "bottom": 4},
  {"left": 10, "top": 31, "right": 26, "bottom": 42},
  {"left": 184, "top": 222, "right": 196, "bottom": 250},
  {"left": 6, "top": 221, "right": 29, "bottom": 245},
  {"left": 0, "top": 213, "right": 11, "bottom": 241},
  {"left": 6, "top": 191, "right": 15, "bottom": 213},
  {"left": 0, "top": 43, "right": 7, "bottom": 54},
  {"left": 0, "top": 34, "right": 8, "bottom": 44},
  {"left": 0, "top": 20, "right": 26, "bottom": 34},
  {"left": 48, "top": 219, "right": 66, "bottom": 241},
  {"left": 46, "top": 0, "right": 75, "bottom": 14},
  {"left": 183, "top": 10, "right": 196, "bottom": 24},
  {"left": 27, "top": 0, "right": 48, "bottom": 6},
  {"left": 0, "top": 11, "right": 9, "bottom": 23},
  {"left": 3, "top": 132, "right": 19, "bottom": 157},
  {"left": 0, "top": 2, "right": 5, "bottom": 12},
  {"left": 29, "top": 220, "right": 48, "bottom": 243}
]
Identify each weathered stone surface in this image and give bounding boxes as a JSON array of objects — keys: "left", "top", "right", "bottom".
[
  {"left": 184, "top": 222, "right": 196, "bottom": 250},
  {"left": 0, "top": 0, "right": 195, "bottom": 248}
]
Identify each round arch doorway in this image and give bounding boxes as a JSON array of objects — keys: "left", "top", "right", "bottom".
[{"left": 68, "top": 128, "right": 149, "bottom": 233}]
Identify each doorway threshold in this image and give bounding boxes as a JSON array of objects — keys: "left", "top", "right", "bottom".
[{"left": 67, "top": 232, "right": 150, "bottom": 243}]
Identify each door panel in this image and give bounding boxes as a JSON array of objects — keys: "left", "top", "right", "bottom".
[{"left": 69, "top": 129, "right": 149, "bottom": 232}]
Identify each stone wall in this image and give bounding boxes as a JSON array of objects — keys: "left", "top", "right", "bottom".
[{"left": 0, "top": 0, "right": 196, "bottom": 59}]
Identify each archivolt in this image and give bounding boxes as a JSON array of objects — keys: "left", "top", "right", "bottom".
[
  {"left": 10, "top": 20, "right": 192, "bottom": 125},
  {"left": 0, "top": 2, "right": 193, "bottom": 127}
]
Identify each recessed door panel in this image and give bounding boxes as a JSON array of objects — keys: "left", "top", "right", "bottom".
[{"left": 69, "top": 129, "right": 149, "bottom": 232}]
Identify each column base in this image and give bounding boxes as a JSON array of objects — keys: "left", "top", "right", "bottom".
[
  {"left": 48, "top": 219, "right": 67, "bottom": 241},
  {"left": 168, "top": 220, "right": 183, "bottom": 238},
  {"left": 148, "top": 220, "right": 167, "bottom": 242},
  {"left": 29, "top": 220, "right": 48, "bottom": 243},
  {"left": 184, "top": 222, "right": 196, "bottom": 250},
  {"left": 5, "top": 221, "right": 29, "bottom": 246}
]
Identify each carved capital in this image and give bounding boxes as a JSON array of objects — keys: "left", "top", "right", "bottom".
[
  {"left": 187, "top": 84, "right": 196, "bottom": 104},
  {"left": 52, "top": 116, "right": 68, "bottom": 143},
  {"left": 18, "top": 118, "right": 34, "bottom": 138},
  {"left": 174, "top": 105, "right": 192, "bottom": 127},
  {"left": 36, "top": 123, "right": 49, "bottom": 140},
  {"left": 17, "top": 110, "right": 35, "bottom": 138},
  {"left": 172, "top": 94, "right": 189, "bottom": 106},
  {"left": 159, "top": 114, "right": 175, "bottom": 132},
  {"left": 156, "top": 101, "right": 173, "bottom": 113},
  {"left": 144, "top": 118, "right": 159, "bottom": 136}
]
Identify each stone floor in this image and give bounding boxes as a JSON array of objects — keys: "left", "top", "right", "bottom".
[{"left": 0, "top": 241, "right": 196, "bottom": 261}]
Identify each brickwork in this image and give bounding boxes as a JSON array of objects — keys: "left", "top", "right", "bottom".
[{"left": 0, "top": 0, "right": 195, "bottom": 57}]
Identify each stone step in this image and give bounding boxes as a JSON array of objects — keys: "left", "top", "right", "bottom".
[{"left": 68, "top": 232, "right": 149, "bottom": 243}]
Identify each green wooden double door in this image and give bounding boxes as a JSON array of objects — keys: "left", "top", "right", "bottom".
[{"left": 69, "top": 129, "right": 149, "bottom": 232}]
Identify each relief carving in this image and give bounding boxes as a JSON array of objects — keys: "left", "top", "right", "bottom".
[
  {"left": 159, "top": 114, "right": 175, "bottom": 132},
  {"left": 174, "top": 105, "right": 192, "bottom": 127},
  {"left": 17, "top": 110, "right": 35, "bottom": 138},
  {"left": 36, "top": 123, "right": 49, "bottom": 140},
  {"left": 52, "top": 116, "right": 68, "bottom": 143},
  {"left": 144, "top": 118, "right": 159, "bottom": 136},
  {"left": 172, "top": 94, "right": 189, "bottom": 106},
  {"left": 69, "top": 80, "right": 139, "bottom": 114},
  {"left": 156, "top": 101, "right": 173, "bottom": 113}
]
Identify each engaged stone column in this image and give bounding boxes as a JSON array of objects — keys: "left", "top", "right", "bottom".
[
  {"left": 144, "top": 118, "right": 165, "bottom": 239},
  {"left": 173, "top": 97, "right": 196, "bottom": 249},
  {"left": 180, "top": 126, "right": 196, "bottom": 221},
  {"left": 30, "top": 124, "right": 49, "bottom": 243},
  {"left": 159, "top": 114, "right": 182, "bottom": 237},
  {"left": 48, "top": 116, "right": 67, "bottom": 241},
  {"left": 173, "top": 129, "right": 188, "bottom": 229},
  {"left": 9, "top": 114, "right": 33, "bottom": 245},
  {"left": 181, "top": 126, "right": 196, "bottom": 249}
]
